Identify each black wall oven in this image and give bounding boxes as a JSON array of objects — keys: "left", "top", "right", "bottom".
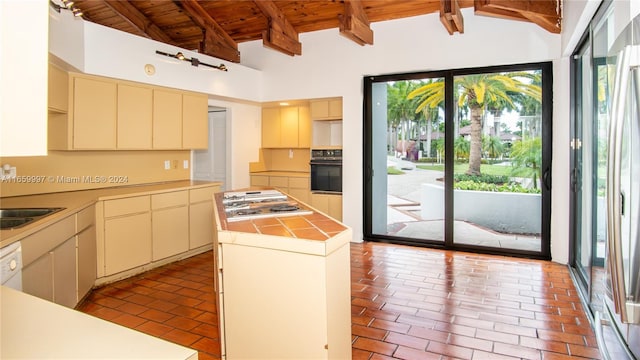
[{"left": 310, "top": 149, "right": 342, "bottom": 194}]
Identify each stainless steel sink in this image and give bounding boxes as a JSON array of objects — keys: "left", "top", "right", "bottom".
[{"left": 0, "top": 208, "right": 64, "bottom": 230}]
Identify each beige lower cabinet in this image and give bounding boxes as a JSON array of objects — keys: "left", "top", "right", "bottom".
[
  {"left": 22, "top": 251, "right": 54, "bottom": 302},
  {"left": 77, "top": 205, "right": 96, "bottom": 300},
  {"left": 52, "top": 238, "right": 77, "bottom": 308},
  {"left": 310, "top": 193, "right": 342, "bottom": 221},
  {"left": 102, "top": 196, "right": 152, "bottom": 276},
  {"left": 288, "top": 176, "right": 310, "bottom": 203},
  {"left": 97, "top": 185, "right": 220, "bottom": 279},
  {"left": 22, "top": 206, "right": 96, "bottom": 308},
  {"left": 152, "top": 191, "right": 189, "bottom": 261},
  {"left": 189, "top": 186, "right": 219, "bottom": 249},
  {"left": 219, "top": 240, "right": 351, "bottom": 359},
  {"left": 249, "top": 174, "right": 310, "bottom": 203}
]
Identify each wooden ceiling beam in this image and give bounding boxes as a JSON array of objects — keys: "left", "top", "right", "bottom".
[
  {"left": 339, "top": 0, "right": 374, "bottom": 46},
  {"left": 474, "top": 0, "right": 561, "bottom": 33},
  {"left": 254, "top": 0, "right": 302, "bottom": 56},
  {"left": 440, "top": 0, "right": 464, "bottom": 35},
  {"left": 102, "top": 0, "right": 175, "bottom": 45},
  {"left": 175, "top": 0, "right": 240, "bottom": 63}
]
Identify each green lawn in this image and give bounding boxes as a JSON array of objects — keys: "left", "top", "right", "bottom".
[{"left": 416, "top": 163, "right": 513, "bottom": 176}]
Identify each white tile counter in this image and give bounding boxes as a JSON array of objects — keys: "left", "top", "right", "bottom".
[{"left": 0, "top": 286, "right": 198, "bottom": 360}]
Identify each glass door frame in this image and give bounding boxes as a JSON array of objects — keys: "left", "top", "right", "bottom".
[{"left": 363, "top": 62, "right": 553, "bottom": 260}]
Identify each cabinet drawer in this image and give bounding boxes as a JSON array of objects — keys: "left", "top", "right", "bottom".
[
  {"left": 152, "top": 191, "right": 188, "bottom": 210},
  {"left": 190, "top": 186, "right": 218, "bottom": 203},
  {"left": 288, "top": 177, "right": 309, "bottom": 189},
  {"left": 22, "top": 215, "right": 76, "bottom": 267},
  {"left": 104, "top": 196, "right": 149, "bottom": 217},
  {"left": 251, "top": 175, "right": 269, "bottom": 187},
  {"left": 269, "top": 176, "right": 289, "bottom": 188},
  {"left": 77, "top": 205, "right": 95, "bottom": 232}
]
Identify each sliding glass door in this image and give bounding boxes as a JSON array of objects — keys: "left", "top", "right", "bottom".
[{"left": 364, "top": 63, "right": 552, "bottom": 259}]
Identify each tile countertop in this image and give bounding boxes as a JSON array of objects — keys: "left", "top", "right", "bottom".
[
  {"left": 0, "top": 180, "right": 222, "bottom": 248},
  {"left": 214, "top": 189, "right": 351, "bottom": 256},
  {"left": 0, "top": 286, "right": 198, "bottom": 360}
]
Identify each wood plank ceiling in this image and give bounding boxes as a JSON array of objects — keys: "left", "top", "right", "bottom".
[{"left": 65, "top": 0, "right": 562, "bottom": 63}]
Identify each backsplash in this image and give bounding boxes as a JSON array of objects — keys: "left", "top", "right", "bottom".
[{"left": 0, "top": 150, "right": 190, "bottom": 197}]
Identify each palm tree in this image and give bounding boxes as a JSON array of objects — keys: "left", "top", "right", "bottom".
[
  {"left": 388, "top": 81, "right": 419, "bottom": 156},
  {"left": 454, "top": 136, "right": 470, "bottom": 160},
  {"left": 408, "top": 71, "right": 541, "bottom": 175},
  {"left": 483, "top": 135, "right": 504, "bottom": 159},
  {"left": 510, "top": 137, "right": 542, "bottom": 189}
]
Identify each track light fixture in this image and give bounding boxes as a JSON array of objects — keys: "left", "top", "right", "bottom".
[
  {"left": 49, "top": 0, "right": 83, "bottom": 17},
  {"left": 155, "top": 50, "right": 228, "bottom": 72}
]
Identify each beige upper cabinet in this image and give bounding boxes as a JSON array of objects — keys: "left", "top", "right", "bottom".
[
  {"left": 153, "top": 89, "right": 183, "bottom": 149},
  {"left": 48, "top": 72, "right": 208, "bottom": 150},
  {"left": 48, "top": 64, "right": 68, "bottom": 113},
  {"left": 262, "top": 107, "right": 281, "bottom": 148},
  {"left": 310, "top": 99, "right": 342, "bottom": 120},
  {"left": 280, "top": 107, "right": 300, "bottom": 148},
  {"left": 73, "top": 76, "right": 118, "bottom": 150},
  {"left": 182, "top": 92, "right": 209, "bottom": 149},
  {"left": 118, "top": 84, "right": 152, "bottom": 149},
  {"left": 261, "top": 105, "right": 311, "bottom": 149},
  {"left": 298, "top": 106, "right": 311, "bottom": 148}
]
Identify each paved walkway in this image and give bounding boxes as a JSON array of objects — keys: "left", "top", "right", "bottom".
[{"left": 385, "top": 156, "right": 540, "bottom": 251}]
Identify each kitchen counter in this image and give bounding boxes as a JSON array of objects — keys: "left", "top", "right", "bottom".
[
  {"left": 248, "top": 170, "right": 309, "bottom": 177},
  {"left": 0, "top": 180, "right": 221, "bottom": 248},
  {"left": 214, "top": 190, "right": 348, "bottom": 255},
  {"left": 0, "top": 285, "right": 198, "bottom": 360},
  {"left": 213, "top": 189, "right": 352, "bottom": 359}
]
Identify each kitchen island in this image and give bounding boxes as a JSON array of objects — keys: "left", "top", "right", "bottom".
[
  {"left": 213, "top": 189, "right": 352, "bottom": 360},
  {"left": 0, "top": 286, "right": 198, "bottom": 360}
]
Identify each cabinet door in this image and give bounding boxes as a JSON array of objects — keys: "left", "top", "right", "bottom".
[
  {"left": 73, "top": 76, "right": 117, "bottom": 149},
  {"left": 105, "top": 213, "right": 152, "bottom": 275},
  {"left": 153, "top": 89, "right": 182, "bottom": 149},
  {"left": 182, "top": 93, "right": 208, "bottom": 149},
  {"left": 298, "top": 106, "right": 311, "bottom": 148},
  {"left": 310, "top": 100, "right": 342, "bottom": 120},
  {"left": 328, "top": 99, "right": 342, "bottom": 118},
  {"left": 280, "top": 107, "right": 299, "bottom": 148},
  {"left": 311, "top": 194, "right": 330, "bottom": 215},
  {"left": 23, "top": 252, "right": 54, "bottom": 302},
  {"left": 77, "top": 226, "right": 97, "bottom": 300},
  {"left": 118, "top": 84, "right": 152, "bottom": 149},
  {"left": 152, "top": 206, "right": 189, "bottom": 260},
  {"left": 262, "top": 108, "right": 281, "bottom": 148},
  {"left": 190, "top": 201, "right": 213, "bottom": 249},
  {"left": 48, "top": 64, "right": 68, "bottom": 113},
  {"left": 53, "top": 237, "right": 77, "bottom": 308},
  {"left": 251, "top": 175, "right": 269, "bottom": 187},
  {"left": 329, "top": 195, "right": 342, "bottom": 221},
  {"left": 310, "top": 101, "right": 329, "bottom": 119}
]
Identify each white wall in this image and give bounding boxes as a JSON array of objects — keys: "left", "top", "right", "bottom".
[{"left": 239, "top": 9, "right": 571, "bottom": 260}]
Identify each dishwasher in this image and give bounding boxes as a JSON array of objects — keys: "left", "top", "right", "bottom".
[{"left": 0, "top": 241, "right": 22, "bottom": 290}]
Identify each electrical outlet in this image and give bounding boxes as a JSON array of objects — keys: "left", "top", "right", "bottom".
[
  {"left": 172, "top": 160, "right": 178, "bottom": 169},
  {"left": 183, "top": 160, "right": 189, "bottom": 169},
  {"left": 164, "top": 160, "right": 171, "bottom": 170},
  {"left": 1, "top": 164, "right": 16, "bottom": 180}
]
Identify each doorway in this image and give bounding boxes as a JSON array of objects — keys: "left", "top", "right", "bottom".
[
  {"left": 193, "top": 106, "right": 228, "bottom": 190},
  {"left": 363, "top": 63, "right": 552, "bottom": 259}
]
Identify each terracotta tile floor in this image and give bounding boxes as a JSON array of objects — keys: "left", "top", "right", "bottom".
[{"left": 77, "top": 242, "right": 602, "bottom": 360}]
